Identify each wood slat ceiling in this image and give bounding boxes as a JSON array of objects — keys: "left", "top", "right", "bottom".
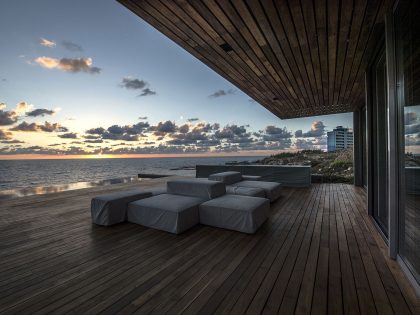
[{"left": 118, "top": 0, "right": 385, "bottom": 119}]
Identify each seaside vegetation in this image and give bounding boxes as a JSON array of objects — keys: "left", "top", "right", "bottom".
[{"left": 256, "top": 149, "right": 354, "bottom": 184}]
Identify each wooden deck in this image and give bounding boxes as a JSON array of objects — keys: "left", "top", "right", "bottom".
[{"left": 0, "top": 180, "right": 419, "bottom": 314}]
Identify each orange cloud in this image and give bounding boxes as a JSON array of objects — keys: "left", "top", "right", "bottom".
[
  {"left": 34, "top": 56, "right": 101, "bottom": 74},
  {"left": 39, "top": 38, "right": 56, "bottom": 48}
]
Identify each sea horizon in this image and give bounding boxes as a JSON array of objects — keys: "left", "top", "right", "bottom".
[{"left": 0, "top": 155, "right": 266, "bottom": 199}]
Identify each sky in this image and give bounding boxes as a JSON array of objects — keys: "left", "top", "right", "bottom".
[{"left": 0, "top": 0, "right": 355, "bottom": 159}]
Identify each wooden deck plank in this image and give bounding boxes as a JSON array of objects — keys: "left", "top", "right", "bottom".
[
  {"left": 336, "top": 182, "right": 377, "bottom": 314},
  {"left": 0, "top": 180, "right": 417, "bottom": 314}
]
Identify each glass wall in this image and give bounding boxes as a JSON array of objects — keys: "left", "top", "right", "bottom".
[{"left": 395, "top": 0, "right": 420, "bottom": 284}]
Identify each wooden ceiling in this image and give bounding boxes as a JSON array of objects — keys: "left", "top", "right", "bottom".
[{"left": 118, "top": 0, "right": 385, "bottom": 119}]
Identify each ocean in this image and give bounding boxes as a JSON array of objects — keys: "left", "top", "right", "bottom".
[{"left": 0, "top": 156, "right": 264, "bottom": 199}]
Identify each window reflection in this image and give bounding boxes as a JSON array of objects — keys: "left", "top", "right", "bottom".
[{"left": 396, "top": 0, "right": 420, "bottom": 284}]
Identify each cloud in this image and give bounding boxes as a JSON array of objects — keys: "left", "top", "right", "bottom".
[
  {"left": 139, "top": 116, "right": 148, "bottom": 120},
  {"left": 150, "top": 120, "right": 177, "bottom": 135},
  {"left": 120, "top": 77, "right": 156, "bottom": 97},
  {"left": 404, "top": 112, "right": 420, "bottom": 135},
  {"left": 102, "top": 133, "right": 139, "bottom": 141},
  {"left": 1, "top": 139, "right": 24, "bottom": 144},
  {"left": 295, "top": 130, "right": 302, "bottom": 137},
  {"left": 58, "top": 132, "right": 78, "bottom": 139},
  {"left": 35, "top": 56, "right": 101, "bottom": 74},
  {"left": 10, "top": 121, "right": 68, "bottom": 132},
  {"left": 0, "top": 110, "right": 17, "bottom": 125},
  {"left": 86, "top": 127, "right": 106, "bottom": 135},
  {"left": 0, "top": 129, "right": 12, "bottom": 140},
  {"left": 84, "top": 134, "right": 101, "bottom": 140},
  {"left": 168, "top": 128, "right": 208, "bottom": 145},
  {"left": 0, "top": 102, "right": 44, "bottom": 125},
  {"left": 209, "top": 89, "right": 235, "bottom": 98},
  {"left": 84, "top": 122, "right": 149, "bottom": 142},
  {"left": 405, "top": 134, "right": 420, "bottom": 146},
  {"left": 120, "top": 77, "right": 148, "bottom": 90},
  {"left": 85, "top": 139, "right": 103, "bottom": 143},
  {"left": 193, "top": 123, "right": 214, "bottom": 133},
  {"left": 26, "top": 108, "right": 55, "bottom": 117},
  {"left": 264, "top": 126, "right": 292, "bottom": 138},
  {"left": 10, "top": 122, "right": 38, "bottom": 132},
  {"left": 215, "top": 124, "right": 248, "bottom": 139},
  {"left": 139, "top": 88, "right": 156, "bottom": 97},
  {"left": 178, "top": 124, "right": 189, "bottom": 133},
  {"left": 405, "top": 112, "right": 418, "bottom": 125},
  {"left": 39, "top": 122, "right": 68, "bottom": 132},
  {"left": 40, "top": 38, "right": 56, "bottom": 48},
  {"left": 299, "top": 121, "right": 326, "bottom": 137},
  {"left": 61, "top": 40, "right": 83, "bottom": 51},
  {"left": 1, "top": 118, "right": 334, "bottom": 156},
  {"left": 406, "top": 123, "right": 420, "bottom": 135},
  {"left": 15, "top": 101, "right": 33, "bottom": 115},
  {"left": 313, "top": 137, "right": 327, "bottom": 146},
  {"left": 187, "top": 118, "right": 199, "bottom": 122},
  {"left": 295, "top": 139, "right": 316, "bottom": 150}
]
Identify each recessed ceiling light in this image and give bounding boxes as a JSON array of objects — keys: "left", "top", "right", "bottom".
[{"left": 220, "top": 43, "right": 233, "bottom": 52}]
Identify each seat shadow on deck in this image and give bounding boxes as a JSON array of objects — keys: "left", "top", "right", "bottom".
[{"left": 0, "top": 183, "right": 418, "bottom": 314}]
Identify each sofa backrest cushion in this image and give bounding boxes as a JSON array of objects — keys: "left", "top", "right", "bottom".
[
  {"left": 208, "top": 171, "right": 243, "bottom": 185},
  {"left": 167, "top": 178, "right": 226, "bottom": 200}
]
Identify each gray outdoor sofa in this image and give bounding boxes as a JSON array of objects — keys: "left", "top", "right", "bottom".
[
  {"left": 91, "top": 188, "right": 165, "bottom": 226},
  {"left": 208, "top": 171, "right": 282, "bottom": 202},
  {"left": 200, "top": 194, "right": 269, "bottom": 234},
  {"left": 91, "top": 176, "right": 272, "bottom": 234},
  {"left": 127, "top": 179, "right": 225, "bottom": 234}
]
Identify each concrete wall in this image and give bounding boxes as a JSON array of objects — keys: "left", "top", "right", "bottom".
[{"left": 196, "top": 164, "right": 311, "bottom": 187}]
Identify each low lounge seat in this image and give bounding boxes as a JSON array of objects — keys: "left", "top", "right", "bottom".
[
  {"left": 226, "top": 185, "right": 265, "bottom": 198},
  {"left": 230, "top": 180, "right": 282, "bottom": 202},
  {"left": 127, "top": 194, "right": 203, "bottom": 234},
  {"left": 91, "top": 190, "right": 153, "bottom": 226},
  {"left": 199, "top": 195, "right": 269, "bottom": 234}
]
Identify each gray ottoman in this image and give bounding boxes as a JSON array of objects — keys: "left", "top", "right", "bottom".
[
  {"left": 127, "top": 194, "right": 203, "bottom": 234},
  {"left": 91, "top": 190, "right": 153, "bottom": 226},
  {"left": 226, "top": 185, "right": 265, "bottom": 198},
  {"left": 199, "top": 195, "right": 270, "bottom": 234},
  {"left": 231, "top": 180, "right": 282, "bottom": 202}
]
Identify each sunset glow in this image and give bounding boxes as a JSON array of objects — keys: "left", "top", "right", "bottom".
[{"left": 0, "top": 0, "right": 355, "bottom": 160}]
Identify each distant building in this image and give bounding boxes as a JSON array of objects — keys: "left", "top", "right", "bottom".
[{"left": 327, "top": 126, "right": 353, "bottom": 152}]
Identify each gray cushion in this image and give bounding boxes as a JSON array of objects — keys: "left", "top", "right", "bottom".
[
  {"left": 127, "top": 194, "right": 203, "bottom": 234},
  {"left": 91, "top": 190, "right": 153, "bottom": 226},
  {"left": 145, "top": 186, "right": 166, "bottom": 196},
  {"left": 226, "top": 185, "right": 265, "bottom": 198},
  {"left": 208, "top": 171, "right": 243, "bottom": 185},
  {"left": 231, "top": 180, "right": 282, "bottom": 202},
  {"left": 242, "top": 175, "right": 262, "bottom": 181},
  {"left": 199, "top": 195, "right": 269, "bottom": 234},
  {"left": 167, "top": 178, "right": 226, "bottom": 200}
]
